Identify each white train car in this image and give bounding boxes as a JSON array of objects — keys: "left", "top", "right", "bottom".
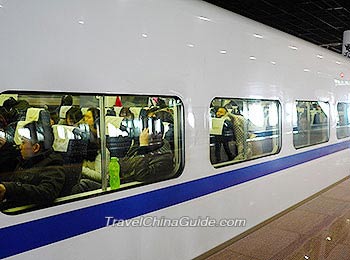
[{"left": 1, "top": 0, "right": 350, "bottom": 259}]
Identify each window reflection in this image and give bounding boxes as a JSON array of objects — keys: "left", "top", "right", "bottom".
[{"left": 293, "top": 101, "right": 329, "bottom": 148}]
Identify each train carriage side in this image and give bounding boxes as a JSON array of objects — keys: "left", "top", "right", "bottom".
[{"left": 0, "top": 0, "right": 350, "bottom": 259}]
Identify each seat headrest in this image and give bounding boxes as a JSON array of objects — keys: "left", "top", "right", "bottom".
[
  {"left": 210, "top": 118, "right": 225, "bottom": 135},
  {"left": 14, "top": 120, "right": 32, "bottom": 145},
  {"left": 59, "top": 106, "right": 72, "bottom": 119},
  {"left": 52, "top": 124, "right": 78, "bottom": 152},
  {"left": 129, "top": 107, "right": 144, "bottom": 118},
  {"left": 26, "top": 108, "right": 44, "bottom": 122},
  {"left": 105, "top": 116, "right": 126, "bottom": 137}
]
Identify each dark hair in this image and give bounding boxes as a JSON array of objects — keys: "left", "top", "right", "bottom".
[
  {"left": 60, "top": 95, "right": 73, "bottom": 106},
  {"left": 0, "top": 107, "right": 8, "bottom": 129},
  {"left": 66, "top": 106, "right": 83, "bottom": 125},
  {"left": 3, "top": 97, "right": 18, "bottom": 111},
  {"left": 87, "top": 107, "right": 100, "bottom": 129},
  {"left": 119, "top": 107, "right": 134, "bottom": 119}
]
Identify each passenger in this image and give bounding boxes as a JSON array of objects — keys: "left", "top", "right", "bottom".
[
  {"left": 119, "top": 107, "right": 138, "bottom": 139},
  {"left": 213, "top": 107, "right": 235, "bottom": 163},
  {"left": 119, "top": 107, "right": 134, "bottom": 120},
  {"left": 49, "top": 110, "right": 59, "bottom": 125},
  {"left": 0, "top": 121, "right": 65, "bottom": 208},
  {"left": 2, "top": 97, "right": 30, "bottom": 124},
  {"left": 84, "top": 107, "right": 100, "bottom": 159},
  {"left": 154, "top": 109, "right": 174, "bottom": 150},
  {"left": 0, "top": 110, "right": 20, "bottom": 181},
  {"left": 81, "top": 107, "right": 110, "bottom": 185},
  {"left": 81, "top": 138, "right": 110, "bottom": 184},
  {"left": 231, "top": 111, "right": 251, "bottom": 160},
  {"left": 120, "top": 113, "right": 174, "bottom": 183},
  {"left": 60, "top": 95, "right": 73, "bottom": 106},
  {"left": 66, "top": 106, "right": 83, "bottom": 126}
]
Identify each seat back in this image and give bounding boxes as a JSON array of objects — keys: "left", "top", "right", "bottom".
[{"left": 52, "top": 124, "right": 88, "bottom": 195}]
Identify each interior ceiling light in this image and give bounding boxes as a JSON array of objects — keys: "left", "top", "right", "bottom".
[{"left": 288, "top": 45, "right": 298, "bottom": 50}]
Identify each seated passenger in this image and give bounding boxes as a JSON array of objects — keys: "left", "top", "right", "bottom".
[
  {"left": 84, "top": 107, "right": 100, "bottom": 158},
  {"left": 66, "top": 106, "right": 83, "bottom": 126},
  {"left": 120, "top": 118, "right": 174, "bottom": 183},
  {"left": 119, "top": 107, "right": 136, "bottom": 137},
  {"left": 0, "top": 110, "right": 20, "bottom": 181},
  {"left": 0, "top": 121, "right": 65, "bottom": 208},
  {"left": 81, "top": 107, "right": 110, "bottom": 185}
]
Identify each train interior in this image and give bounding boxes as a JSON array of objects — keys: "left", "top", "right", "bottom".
[{"left": 0, "top": 93, "right": 184, "bottom": 214}]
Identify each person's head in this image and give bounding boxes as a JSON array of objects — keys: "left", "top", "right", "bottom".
[
  {"left": 60, "top": 95, "right": 73, "bottom": 106},
  {"left": 147, "top": 107, "right": 160, "bottom": 118},
  {"left": 66, "top": 106, "right": 83, "bottom": 126},
  {"left": 18, "top": 121, "right": 46, "bottom": 160},
  {"left": 216, "top": 107, "right": 228, "bottom": 118},
  {"left": 84, "top": 107, "right": 100, "bottom": 129},
  {"left": 119, "top": 107, "right": 134, "bottom": 119},
  {"left": 154, "top": 110, "right": 173, "bottom": 123},
  {"left": 3, "top": 97, "right": 18, "bottom": 112},
  {"left": 50, "top": 111, "right": 59, "bottom": 126}
]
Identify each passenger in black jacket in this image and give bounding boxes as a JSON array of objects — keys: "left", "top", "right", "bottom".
[
  {"left": 0, "top": 121, "right": 65, "bottom": 207},
  {"left": 120, "top": 120, "right": 174, "bottom": 183}
]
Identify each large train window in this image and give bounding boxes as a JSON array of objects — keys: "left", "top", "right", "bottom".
[
  {"left": 293, "top": 101, "right": 329, "bottom": 149},
  {"left": 209, "top": 98, "right": 281, "bottom": 167},
  {"left": 0, "top": 92, "right": 184, "bottom": 214},
  {"left": 336, "top": 102, "right": 350, "bottom": 139}
]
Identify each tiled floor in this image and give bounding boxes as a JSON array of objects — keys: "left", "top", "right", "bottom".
[{"left": 206, "top": 178, "right": 350, "bottom": 260}]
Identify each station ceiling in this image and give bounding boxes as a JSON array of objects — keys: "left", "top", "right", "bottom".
[{"left": 203, "top": 0, "right": 350, "bottom": 54}]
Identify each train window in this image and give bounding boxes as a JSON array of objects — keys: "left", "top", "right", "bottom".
[
  {"left": 336, "top": 102, "right": 350, "bottom": 139},
  {"left": 209, "top": 98, "right": 281, "bottom": 167},
  {"left": 0, "top": 92, "right": 184, "bottom": 214},
  {"left": 293, "top": 101, "right": 329, "bottom": 149}
]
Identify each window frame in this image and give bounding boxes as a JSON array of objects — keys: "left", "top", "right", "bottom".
[
  {"left": 0, "top": 90, "right": 185, "bottom": 214},
  {"left": 292, "top": 100, "right": 330, "bottom": 149},
  {"left": 209, "top": 97, "right": 282, "bottom": 168}
]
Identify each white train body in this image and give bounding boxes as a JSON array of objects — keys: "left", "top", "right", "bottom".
[{"left": 1, "top": 0, "right": 350, "bottom": 259}]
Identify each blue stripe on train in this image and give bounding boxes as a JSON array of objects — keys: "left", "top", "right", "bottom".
[{"left": 0, "top": 141, "right": 349, "bottom": 258}]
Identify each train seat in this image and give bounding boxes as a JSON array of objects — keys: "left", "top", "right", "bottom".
[
  {"left": 52, "top": 124, "right": 88, "bottom": 196},
  {"left": 105, "top": 115, "right": 132, "bottom": 158},
  {"left": 58, "top": 105, "right": 72, "bottom": 124}
]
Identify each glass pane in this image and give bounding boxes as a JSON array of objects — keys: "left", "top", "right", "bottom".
[
  {"left": 103, "top": 95, "right": 183, "bottom": 184},
  {"left": 210, "top": 98, "right": 281, "bottom": 167},
  {"left": 0, "top": 92, "right": 184, "bottom": 213},
  {"left": 293, "top": 101, "right": 329, "bottom": 148},
  {"left": 336, "top": 102, "right": 350, "bottom": 139}
]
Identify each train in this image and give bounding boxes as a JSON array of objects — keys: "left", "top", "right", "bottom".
[{"left": 1, "top": 0, "right": 350, "bottom": 259}]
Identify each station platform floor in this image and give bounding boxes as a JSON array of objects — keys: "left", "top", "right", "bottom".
[{"left": 204, "top": 176, "right": 350, "bottom": 260}]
